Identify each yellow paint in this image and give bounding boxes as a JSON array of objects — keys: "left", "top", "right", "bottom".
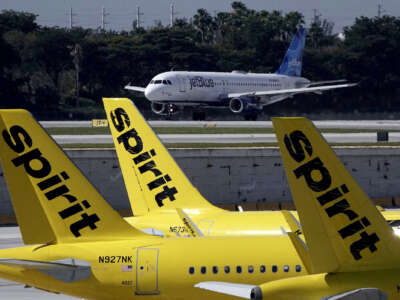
[
  {"left": 103, "top": 99, "right": 400, "bottom": 240},
  {"left": 0, "top": 108, "right": 307, "bottom": 299},
  {"left": 247, "top": 117, "right": 400, "bottom": 300}
]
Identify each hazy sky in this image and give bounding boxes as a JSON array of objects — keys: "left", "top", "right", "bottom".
[{"left": 2, "top": 0, "right": 399, "bottom": 33}]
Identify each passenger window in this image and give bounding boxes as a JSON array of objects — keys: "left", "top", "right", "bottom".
[
  {"left": 189, "top": 267, "right": 195, "bottom": 274},
  {"left": 295, "top": 265, "right": 302, "bottom": 273},
  {"left": 224, "top": 266, "right": 230, "bottom": 274},
  {"left": 248, "top": 265, "right": 254, "bottom": 273},
  {"left": 236, "top": 266, "right": 242, "bottom": 274},
  {"left": 260, "top": 265, "right": 266, "bottom": 273},
  {"left": 201, "top": 266, "right": 206, "bottom": 274},
  {"left": 272, "top": 265, "right": 278, "bottom": 273},
  {"left": 284, "top": 265, "right": 289, "bottom": 273},
  {"left": 212, "top": 266, "right": 218, "bottom": 274}
]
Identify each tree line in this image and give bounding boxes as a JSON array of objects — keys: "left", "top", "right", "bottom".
[{"left": 0, "top": 2, "right": 399, "bottom": 119}]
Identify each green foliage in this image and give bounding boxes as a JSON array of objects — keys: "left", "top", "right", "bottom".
[
  {"left": 0, "top": 3, "right": 399, "bottom": 118},
  {"left": 0, "top": 10, "right": 38, "bottom": 33}
]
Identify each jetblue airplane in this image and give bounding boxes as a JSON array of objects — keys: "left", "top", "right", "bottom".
[{"left": 125, "top": 28, "right": 356, "bottom": 120}]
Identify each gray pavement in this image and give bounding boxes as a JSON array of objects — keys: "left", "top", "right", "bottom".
[
  {"left": 53, "top": 132, "right": 400, "bottom": 144},
  {"left": 41, "top": 120, "right": 400, "bottom": 130}
]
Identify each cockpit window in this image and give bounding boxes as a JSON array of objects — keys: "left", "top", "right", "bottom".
[
  {"left": 162, "top": 80, "right": 168, "bottom": 85},
  {"left": 150, "top": 80, "right": 154, "bottom": 84},
  {"left": 154, "top": 80, "right": 162, "bottom": 84},
  {"left": 167, "top": 80, "right": 172, "bottom": 85}
]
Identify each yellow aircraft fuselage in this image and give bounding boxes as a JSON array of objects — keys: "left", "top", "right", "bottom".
[
  {"left": 0, "top": 235, "right": 302, "bottom": 300},
  {"left": 125, "top": 210, "right": 400, "bottom": 237}
]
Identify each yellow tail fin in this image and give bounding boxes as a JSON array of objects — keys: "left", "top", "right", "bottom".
[
  {"left": 273, "top": 117, "right": 400, "bottom": 273},
  {"left": 0, "top": 110, "right": 145, "bottom": 244},
  {"left": 103, "top": 98, "right": 220, "bottom": 215}
]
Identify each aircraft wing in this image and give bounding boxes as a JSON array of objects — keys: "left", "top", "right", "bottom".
[
  {"left": 307, "top": 79, "right": 348, "bottom": 86},
  {"left": 0, "top": 258, "right": 91, "bottom": 283},
  {"left": 227, "top": 82, "right": 357, "bottom": 101},
  {"left": 195, "top": 281, "right": 256, "bottom": 299},
  {"left": 124, "top": 84, "right": 146, "bottom": 93}
]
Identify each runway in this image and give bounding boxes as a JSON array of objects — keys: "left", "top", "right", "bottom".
[
  {"left": 0, "top": 227, "right": 76, "bottom": 299},
  {"left": 42, "top": 120, "right": 400, "bottom": 130},
  {"left": 54, "top": 132, "right": 400, "bottom": 144}
]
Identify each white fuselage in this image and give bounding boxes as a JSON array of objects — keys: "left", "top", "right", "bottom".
[{"left": 144, "top": 71, "right": 310, "bottom": 105}]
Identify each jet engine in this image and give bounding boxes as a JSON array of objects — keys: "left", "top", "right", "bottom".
[
  {"left": 151, "top": 102, "right": 178, "bottom": 115},
  {"left": 151, "top": 102, "right": 167, "bottom": 114},
  {"left": 229, "top": 98, "right": 247, "bottom": 114},
  {"left": 229, "top": 97, "right": 261, "bottom": 120}
]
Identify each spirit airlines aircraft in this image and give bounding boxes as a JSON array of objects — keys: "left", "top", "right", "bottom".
[
  {"left": 0, "top": 109, "right": 319, "bottom": 299},
  {"left": 194, "top": 118, "right": 400, "bottom": 299},
  {"left": 125, "top": 28, "right": 356, "bottom": 120},
  {"left": 103, "top": 98, "right": 400, "bottom": 238},
  {"left": 0, "top": 110, "right": 396, "bottom": 299}
]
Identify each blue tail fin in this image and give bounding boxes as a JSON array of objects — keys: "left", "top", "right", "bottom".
[{"left": 276, "top": 27, "right": 306, "bottom": 77}]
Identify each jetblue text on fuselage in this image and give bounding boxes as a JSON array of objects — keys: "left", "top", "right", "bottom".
[{"left": 189, "top": 76, "right": 214, "bottom": 90}]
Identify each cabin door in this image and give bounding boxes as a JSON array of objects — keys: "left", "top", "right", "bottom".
[
  {"left": 177, "top": 76, "right": 186, "bottom": 92},
  {"left": 135, "top": 248, "right": 159, "bottom": 295}
]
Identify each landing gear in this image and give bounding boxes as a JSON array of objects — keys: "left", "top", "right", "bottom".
[
  {"left": 165, "top": 104, "right": 178, "bottom": 119},
  {"left": 192, "top": 110, "right": 206, "bottom": 121}
]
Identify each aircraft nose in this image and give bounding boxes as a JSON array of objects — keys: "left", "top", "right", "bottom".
[{"left": 145, "top": 86, "right": 155, "bottom": 100}]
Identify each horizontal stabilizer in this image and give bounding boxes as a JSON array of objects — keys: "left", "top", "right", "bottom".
[
  {"left": 176, "top": 208, "right": 204, "bottom": 237},
  {"left": 194, "top": 281, "right": 255, "bottom": 299},
  {"left": 0, "top": 258, "right": 91, "bottom": 283},
  {"left": 281, "top": 210, "right": 313, "bottom": 273}
]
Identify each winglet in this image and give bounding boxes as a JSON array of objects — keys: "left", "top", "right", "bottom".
[{"left": 176, "top": 208, "right": 204, "bottom": 237}]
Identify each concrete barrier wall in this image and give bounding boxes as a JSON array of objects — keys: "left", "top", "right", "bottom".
[{"left": 0, "top": 147, "right": 399, "bottom": 214}]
